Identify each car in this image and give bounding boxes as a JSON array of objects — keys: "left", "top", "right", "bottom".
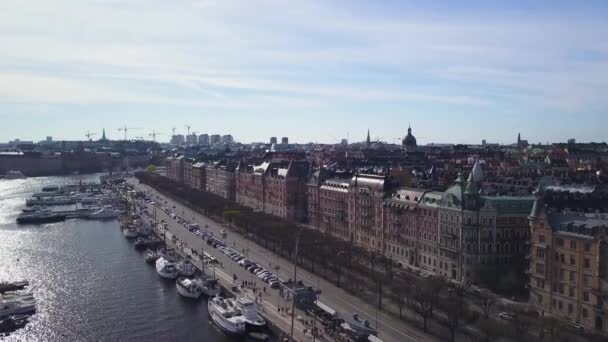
[
  {"left": 249, "top": 267, "right": 259, "bottom": 274},
  {"left": 498, "top": 312, "right": 515, "bottom": 321},
  {"left": 255, "top": 269, "right": 267, "bottom": 275},
  {"left": 269, "top": 281, "right": 281, "bottom": 289},
  {"left": 566, "top": 321, "right": 584, "bottom": 332}
]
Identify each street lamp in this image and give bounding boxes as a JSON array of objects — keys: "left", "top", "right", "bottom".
[{"left": 290, "top": 226, "right": 305, "bottom": 342}]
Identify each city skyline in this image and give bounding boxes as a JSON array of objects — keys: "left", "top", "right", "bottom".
[{"left": 2, "top": 0, "right": 608, "bottom": 144}]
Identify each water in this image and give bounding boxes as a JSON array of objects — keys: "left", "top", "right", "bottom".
[{"left": 0, "top": 175, "right": 235, "bottom": 342}]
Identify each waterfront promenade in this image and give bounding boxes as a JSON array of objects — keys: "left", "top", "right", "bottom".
[{"left": 130, "top": 178, "right": 436, "bottom": 342}]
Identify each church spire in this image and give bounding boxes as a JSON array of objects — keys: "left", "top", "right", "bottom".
[
  {"left": 101, "top": 128, "right": 107, "bottom": 142},
  {"left": 366, "top": 129, "right": 371, "bottom": 147}
]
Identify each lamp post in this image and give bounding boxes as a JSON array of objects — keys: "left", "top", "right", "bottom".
[{"left": 290, "top": 227, "right": 305, "bottom": 342}]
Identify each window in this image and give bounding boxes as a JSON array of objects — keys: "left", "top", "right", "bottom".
[
  {"left": 536, "top": 248, "right": 545, "bottom": 259},
  {"left": 569, "top": 287, "right": 575, "bottom": 297},
  {"left": 556, "top": 238, "right": 564, "bottom": 247},
  {"left": 570, "top": 255, "right": 576, "bottom": 265},
  {"left": 559, "top": 268, "right": 565, "bottom": 281},
  {"left": 559, "top": 284, "right": 564, "bottom": 294},
  {"left": 568, "top": 303, "right": 573, "bottom": 314},
  {"left": 570, "top": 271, "right": 576, "bottom": 282},
  {"left": 585, "top": 258, "right": 591, "bottom": 269},
  {"left": 570, "top": 240, "right": 577, "bottom": 249},
  {"left": 584, "top": 275, "right": 591, "bottom": 287},
  {"left": 536, "top": 263, "right": 545, "bottom": 275},
  {"left": 537, "top": 294, "right": 543, "bottom": 304},
  {"left": 560, "top": 254, "right": 565, "bottom": 263},
  {"left": 583, "top": 308, "right": 588, "bottom": 318},
  {"left": 583, "top": 292, "right": 589, "bottom": 302},
  {"left": 558, "top": 301, "right": 563, "bottom": 310},
  {"left": 585, "top": 243, "right": 591, "bottom": 252},
  {"left": 539, "top": 234, "right": 545, "bottom": 243}
]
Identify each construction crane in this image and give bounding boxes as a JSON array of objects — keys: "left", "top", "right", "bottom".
[
  {"left": 118, "top": 125, "right": 139, "bottom": 141},
  {"left": 149, "top": 130, "right": 163, "bottom": 142},
  {"left": 185, "top": 124, "right": 191, "bottom": 135},
  {"left": 171, "top": 127, "right": 176, "bottom": 136},
  {"left": 85, "top": 131, "right": 96, "bottom": 141}
]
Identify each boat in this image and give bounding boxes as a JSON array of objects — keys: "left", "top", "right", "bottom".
[
  {"left": 133, "top": 238, "right": 148, "bottom": 251},
  {"left": 0, "top": 314, "right": 29, "bottom": 334},
  {"left": 123, "top": 226, "right": 139, "bottom": 239},
  {"left": 0, "top": 294, "right": 36, "bottom": 318},
  {"left": 199, "top": 276, "right": 220, "bottom": 297},
  {"left": 144, "top": 249, "right": 159, "bottom": 264},
  {"left": 42, "top": 185, "right": 59, "bottom": 192},
  {"left": 158, "top": 248, "right": 180, "bottom": 263},
  {"left": 155, "top": 257, "right": 178, "bottom": 279},
  {"left": 16, "top": 212, "right": 66, "bottom": 224},
  {"left": 0, "top": 281, "right": 29, "bottom": 294},
  {"left": 176, "top": 277, "right": 202, "bottom": 299},
  {"left": 4, "top": 171, "right": 26, "bottom": 180},
  {"left": 207, "top": 296, "right": 247, "bottom": 335},
  {"left": 234, "top": 297, "right": 266, "bottom": 332},
  {"left": 177, "top": 260, "right": 197, "bottom": 277},
  {"left": 86, "top": 207, "right": 117, "bottom": 220}
]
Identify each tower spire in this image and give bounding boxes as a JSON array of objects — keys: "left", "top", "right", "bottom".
[
  {"left": 366, "top": 129, "right": 371, "bottom": 147},
  {"left": 101, "top": 128, "right": 107, "bottom": 141}
]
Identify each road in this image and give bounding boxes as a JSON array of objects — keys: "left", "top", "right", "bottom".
[{"left": 130, "top": 178, "right": 437, "bottom": 342}]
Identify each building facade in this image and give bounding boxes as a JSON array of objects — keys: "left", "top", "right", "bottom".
[{"left": 528, "top": 191, "right": 608, "bottom": 335}]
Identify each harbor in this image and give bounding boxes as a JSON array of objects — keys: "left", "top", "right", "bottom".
[
  {"left": 2, "top": 173, "right": 382, "bottom": 342},
  {"left": 0, "top": 174, "right": 256, "bottom": 341}
]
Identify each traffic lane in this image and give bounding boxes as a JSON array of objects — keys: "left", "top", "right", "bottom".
[
  {"left": 137, "top": 182, "right": 426, "bottom": 342},
  {"left": 135, "top": 181, "right": 429, "bottom": 342}
]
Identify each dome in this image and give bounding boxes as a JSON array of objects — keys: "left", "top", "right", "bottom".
[{"left": 402, "top": 125, "right": 417, "bottom": 147}]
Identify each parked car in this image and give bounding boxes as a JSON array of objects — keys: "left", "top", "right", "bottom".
[
  {"left": 498, "top": 312, "right": 515, "bottom": 321},
  {"left": 269, "top": 280, "right": 281, "bottom": 289}
]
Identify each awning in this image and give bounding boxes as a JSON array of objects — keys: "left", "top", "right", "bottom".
[{"left": 314, "top": 300, "right": 337, "bottom": 316}]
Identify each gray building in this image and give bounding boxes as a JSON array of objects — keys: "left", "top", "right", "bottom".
[
  {"left": 222, "top": 134, "right": 234, "bottom": 144},
  {"left": 210, "top": 134, "right": 221, "bottom": 145},
  {"left": 281, "top": 137, "right": 289, "bottom": 145},
  {"left": 186, "top": 133, "right": 198, "bottom": 145},
  {"left": 198, "top": 134, "right": 209, "bottom": 145},
  {"left": 270, "top": 137, "right": 278, "bottom": 144},
  {"left": 170, "top": 134, "right": 185, "bottom": 145}
]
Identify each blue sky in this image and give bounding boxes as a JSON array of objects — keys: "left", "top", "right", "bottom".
[{"left": 1, "top": 0, "right": 607, "bottom": 144}]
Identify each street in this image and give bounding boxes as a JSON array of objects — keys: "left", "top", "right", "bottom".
[{"left": 130, "top": 178, "right": 437, "bottom": 342}]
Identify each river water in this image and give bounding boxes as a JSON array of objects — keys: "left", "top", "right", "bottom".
[{"left": 0, "top": 175, "right": 234, "bottom": 342}]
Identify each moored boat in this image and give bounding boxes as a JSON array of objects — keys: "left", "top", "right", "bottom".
[
  {"left": 207, "top": 296, "right": 247, "bottom": 335},
  {"left": 155, "top": 257, "right": 178, "bottom": 279},
  {"left": 16, "top": 212, "right": 66, "bottom": 224},
  {"left": 175, "top": 277, "right": 202, "bottom": 299},
  {"left": 177, "top": 259, "right": 197, "bottom": 277},
  {"left": 123, "top": 226, "right": 139, "bottom": 239},
  {"left": 144, "top": 249, "right": 159, "bottom": 264}
]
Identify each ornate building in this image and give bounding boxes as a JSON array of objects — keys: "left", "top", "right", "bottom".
[
  {"left": 528, "top": 188, "right": 608, "bottom": 335},
  {"left": 402, "top": 125, "right": 417, "bottom": 151}
]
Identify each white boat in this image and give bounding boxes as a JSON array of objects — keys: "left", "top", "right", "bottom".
[
  {"left": 123, "top": 226, "right": 139, "bottom": 239},
  {"left": 87, "top": 207, "right": 117, "bottom": 220},
  {"left": 156, "top": 257, "right": 178, "bottom": 279},
  {"left": 4, "top": 170, "right": 26, "bottom": 179},
  {"left": 0, "top": 294, "right": 36, "bottom": 317},
  {"left": 207, "top": 296, "right": 247, "bottom": 335},
  {"left": 177, "top": 260, "right": 197, "bottom": 277},
  {"left": 234, "top": 297, "right": 266, "bottom": 332},
  {"left": 176, "top": 277, "right": 202, "bottom": 299}
]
